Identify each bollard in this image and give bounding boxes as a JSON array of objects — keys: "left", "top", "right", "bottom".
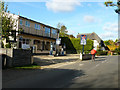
[{"left": 80, "top": 52, "right": 82, "bottom": 60}]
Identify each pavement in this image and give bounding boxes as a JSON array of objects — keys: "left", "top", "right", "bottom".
[{"left": 33, "top": 54, "right": 80, "bottom": 67}]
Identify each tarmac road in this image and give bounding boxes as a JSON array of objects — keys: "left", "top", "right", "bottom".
[{"left": 2, "top": 55, "right": 119, "bottom": 88}]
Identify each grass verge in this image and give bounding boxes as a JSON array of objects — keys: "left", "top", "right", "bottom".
[{"left": 11, "top": 63, "right": 41, "bottom": 70}]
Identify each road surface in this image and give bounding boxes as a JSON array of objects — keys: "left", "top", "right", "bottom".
[{"left": 3, "top": 55, "right": 119, "bottom": 88}]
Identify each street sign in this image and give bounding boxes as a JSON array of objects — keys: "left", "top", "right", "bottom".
[
  {"left": 81, "top": 35, "right": 87, "bottom": 45},
  {"left": 56, "top": 38, "right": 61, "bottom": 45}
]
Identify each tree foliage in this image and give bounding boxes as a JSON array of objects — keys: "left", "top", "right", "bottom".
[
  {"left": 104, "top": 0, "right": 120, "bottom": 14},
  {"left": 1, "top": 2, "right": 18, "bottom": 48},
  {"left": 57, "top": 23, "right": 68, "bottom": 37},
  {"left": 104, "top": 39, "right": 118, "bottom": 51},
  {"left": 2, "top": 2, "right": 16, "bottom": 40},
  {"left": 60, "top": 37, "right": 93, "bottom": 54}
]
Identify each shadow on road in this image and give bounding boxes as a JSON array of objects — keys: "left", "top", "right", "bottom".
[{"left": 3, "top": 68, "right": 85, "bottom": 88}]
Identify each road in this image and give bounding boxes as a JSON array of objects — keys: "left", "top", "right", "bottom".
[{"left": 2, "top": 55, "right": 119, "bottom": 88}]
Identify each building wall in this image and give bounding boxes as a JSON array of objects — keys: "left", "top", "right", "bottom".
[
  {"left": 93, "top": 40, "right": 99, "bottom": 50},
  {"left": 18, "top": 17, "right": 58, "bottom": 39},
  {"left": 1, "top": 48, "right": 33, "bottom": 67},
  {"left": 17, "top": 34, "right": 56, "bottom": 51},
  {"left": 15, "top": 16, "right": 59, "bottom": 51}
]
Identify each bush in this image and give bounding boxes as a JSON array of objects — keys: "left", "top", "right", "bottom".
[
  {"left": 96, "top": 50, "right": 108, "bottom": 56},
  {"left": 114, "top": 47, "right": 120, "bottom": 55},
  {"left": 2, "top": 41, "right": 4, "bottom": 48},
  {"left": 60, "top": 37, "right": 93, "bottom": 54},
  {"left": 5, "top": 43, "right": 11, "bottom": 48}
]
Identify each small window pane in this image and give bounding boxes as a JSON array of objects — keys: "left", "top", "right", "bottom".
[
  {"left": 20, "top": 19, "right": 22, "bottom": 25},
  {"left": 35, "top": 24, "right": 36, "bottom": 29}
]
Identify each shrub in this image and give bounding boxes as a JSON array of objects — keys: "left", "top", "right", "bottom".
[
  {"left": 60, "top": 37, "right": 93, "bottom": 54},
  {"left": 2, "top": 41, "right": 4, "bottom": 48},
  {"left": 114, "top": 47, "right": 120, "bottom": 55},
  {"left": 5, "top": 43, "right": 11, "bottom": 48},
  {"left": 96, "top": 50, "right": 108, "bottom": 56}
]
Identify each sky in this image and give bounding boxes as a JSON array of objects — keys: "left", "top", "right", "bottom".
[{"left": 5, "top": 0, "right": 118, "bottom": 41}]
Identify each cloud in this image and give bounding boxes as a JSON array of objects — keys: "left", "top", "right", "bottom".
[
  {"left": 98, "top": 2, "right": 105, "bottom": 8},
  {"left": 45, "top": 0, "right": 81, "bottom": 12},
  {"left": 68, "top": 30, "right": 77, "bottom": 35},
  {"left": 83, "top": 15, "right": 95, "bottom": 23},
  {"left": 103, "top": 22, "right": 118, "bottom": 32},
  {"left": 100, "top": 31, "right": 118, "bottom": 39},
  {"left": 100, "top": 22, "right": 118, "bottom": 40},
  {"left": 4, "top": 0, "right": 117, "bottom": 2}
]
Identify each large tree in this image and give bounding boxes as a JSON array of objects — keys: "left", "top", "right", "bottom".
[
  {"left": 57, "top": 22, "right": 68, "bottom": 37},
  {"left": 104, "top": 0, "right": 120, "bottom": 14},
  {"left": 1, "top": 2, "right": 17, "bottom": 48},
  {"left": 0, "top": 2, "right": 2, "bottom": 48}
]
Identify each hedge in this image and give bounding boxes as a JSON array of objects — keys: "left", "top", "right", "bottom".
[
  {"left": 60, "top": 37, "right": 93, "bottom": 54},
  {"left": 96, "top": 50, "right": 108, "bottom": 56}
]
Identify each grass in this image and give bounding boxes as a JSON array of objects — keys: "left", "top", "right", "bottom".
[
  {"left": 12, "top": 63, "right": 41, "bottom": 69},
  {"left": 13, "top": 65, "right": 41, "bottom": 69}
]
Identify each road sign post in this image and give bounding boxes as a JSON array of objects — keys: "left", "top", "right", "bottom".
[{"left": 81, "top": 35, "right": 87, "bottom": 54}]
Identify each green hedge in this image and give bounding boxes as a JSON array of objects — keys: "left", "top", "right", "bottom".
[
  {"left": 96, "top": 50, "right": 108, "bottom": 56},
  {"left": 60, "top": 37, "right": 93, "bottom": 54},
  {"left": 114, "top": 47, "right": 120, "bottom": 55}
]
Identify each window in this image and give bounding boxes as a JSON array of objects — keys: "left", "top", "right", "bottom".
[
  {"left": 52, "top": 29, "right": 57, "bottom": 35},
  {"left": 35, "top": 24, "right": 40, "bottom": 30},
  {"left": 20, "top": 19, "right": 22, "bottom": 25},
  {"left": 25, "top": 20, "right": 30, "bottom": 27},
  {"left": 52, "top": 29, "right": 57, "bottom": 38},
  {"left": 21, "top": 38, "right": 30, "bottom": 44},
  {"left": 38, "top": 25, "right": 40, "bottom": 30},
  {"left": 45, "top": 27, "right": 50, "bottom": 37},
  {"left": 26, "top": 39, "right": 30, "bottom": 44},
  {"left": 35, "top": 24, "right": 37, "bottom": 29}
]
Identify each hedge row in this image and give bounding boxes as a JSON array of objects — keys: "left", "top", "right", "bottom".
[
  {"left": 60, "top": 37, "right": 93, "bottom": 54},
  {"left": 96, "top": 50, "right": 108, "bottom": 56}
]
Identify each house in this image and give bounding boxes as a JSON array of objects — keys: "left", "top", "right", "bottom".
[
  {"left": 77, "top": 32, "right": 106, "bottom": 50},
  {"left": 3, "top": 13, "right": 59, "bottom": 53}
]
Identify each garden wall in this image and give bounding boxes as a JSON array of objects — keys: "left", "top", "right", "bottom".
[{"left": 0, "top": 48, "right": 33, "bottom": 67}]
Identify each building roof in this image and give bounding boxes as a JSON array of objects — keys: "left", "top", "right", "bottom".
[{"left": 77, "top": 32, "right": 102, "bottom": 43}]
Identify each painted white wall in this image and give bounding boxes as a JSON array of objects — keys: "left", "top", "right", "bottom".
[{"left": 93, "top": 40, "right": 99, "bottom": 50}]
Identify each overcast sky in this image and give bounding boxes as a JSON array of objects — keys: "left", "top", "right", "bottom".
[{"left": 6, "top": 0, "right": 118, "bottom": 41}]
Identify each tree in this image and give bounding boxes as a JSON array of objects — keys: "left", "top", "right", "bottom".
[
  {"left": 0, "top": 2, "right": 2, "bottom": 48},
  {"left": 115, "top": 39, "right": 118, "bottom": 43},
  {"left": 104, "top": 39, "right": 117, "bottom": 51},
  {"left": 104, "top": 0, "right": 120, "bottom": 14},
  {"left": 57, "top": 23, "right": 68, "bottom": 37},
  {"left": 1, "top": 2, "right": 17, "bottom": 48}
]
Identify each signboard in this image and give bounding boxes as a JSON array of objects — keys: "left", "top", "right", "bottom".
[
  {"left": 56, "top": 38, "right": 61, "bottom": 45},
  {"left": 22, "top": 44, "right": 30, "bottom": 49},
  {"left": 81, "top": 35, "right": 87, "bottom": 45}
]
